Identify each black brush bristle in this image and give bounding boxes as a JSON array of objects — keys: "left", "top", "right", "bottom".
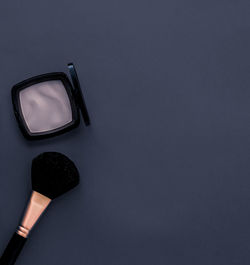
[{"left": 31, "top": 152, "right": 80, "bottom": 200}]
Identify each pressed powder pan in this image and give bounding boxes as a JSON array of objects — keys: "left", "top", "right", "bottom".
[
  {"left": 19, "top": 80, "right": 73, "bottom": 133},
  {"left": 12, "top": 63, "right": 90, "bottom": 140}
]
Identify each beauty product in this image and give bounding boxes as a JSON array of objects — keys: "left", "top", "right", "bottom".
[
  {"left": 12, "top": 63, "right": 90, "bottom": 140},
  {"left": 0, "top": 152, "right": 80, "bottom": 265}
]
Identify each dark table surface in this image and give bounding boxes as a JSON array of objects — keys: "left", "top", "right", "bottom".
[{"left": 1, "top": 1, "right": 250, "bottom": 264}]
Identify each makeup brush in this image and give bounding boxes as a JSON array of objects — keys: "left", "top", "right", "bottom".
[{"left": 0, "top": 152, "right": 80, "bottom": 265}]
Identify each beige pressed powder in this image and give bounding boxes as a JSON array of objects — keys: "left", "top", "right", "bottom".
[{"left": 19, "top": 80, "right": 73, "bottom": 133}]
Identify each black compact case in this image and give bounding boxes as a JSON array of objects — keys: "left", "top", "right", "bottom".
[{"left": 12, "top": 63, "right": 90, "bottom": 140}]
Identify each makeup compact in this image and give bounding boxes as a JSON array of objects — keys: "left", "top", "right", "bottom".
[{"left": 12, "top": 63, "right": 90, "bottom": 140}]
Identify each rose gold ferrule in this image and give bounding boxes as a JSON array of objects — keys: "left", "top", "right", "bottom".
[
  {"left": 16, "top": 191, "right": 51, "bottom": 238},
  {"left": 17, "top": 225, "right": 30, "bottom": 238}
]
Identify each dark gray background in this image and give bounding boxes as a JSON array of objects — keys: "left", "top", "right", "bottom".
[{"left": 0, "top": 0, "right": 250, "bottom": 264}]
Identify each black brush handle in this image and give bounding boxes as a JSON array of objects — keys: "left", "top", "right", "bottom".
[{"left": 0, "top": 233, "right": 27, "bottom": 265}]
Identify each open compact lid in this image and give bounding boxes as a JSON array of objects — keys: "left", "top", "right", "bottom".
[{"left": 68, "top": 63, "right": 90, "bottom": 126}]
